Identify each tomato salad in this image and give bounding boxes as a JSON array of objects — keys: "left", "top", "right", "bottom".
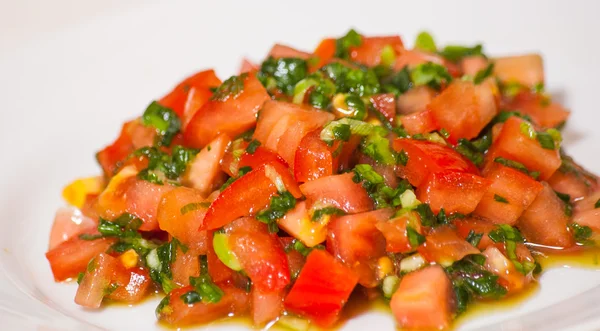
[{"left": 46, "top": 30, "right": 599, "bottom": 330}]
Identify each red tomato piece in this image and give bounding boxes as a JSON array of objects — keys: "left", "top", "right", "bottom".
[
  {"left": 184, "top": 73, "right": 269, "bottom": 148},
  {"left": 375, "top": 210, "right": 422, "bottom": 253},
  {"left": 390, "top": 265, "right": 453, "bottom": 330},
  {"left": 454, "top": 217, "right": 496, "bottom": 250},
  {"left": 206, "top": 230, "right": 236, "bottom": 284},
  {"left": 284, "top": 249, "right": 359, "bottom": 328},
  {"left": 107, "top": 265, "right": 152, "bottom": 303},
  {"left": 183, "top": 134, "right": 231, "bottom": 197},
  {"left": 574, "top": 191, "right": 600, "bottom": 214},
  {"left": 159, "top": 69, "right": 222, "bottom": 117},
  {"left": 488, "top": 116, "right": 561, "bottom": 180},
  {"left": 226, "top": 218, "right": 290, "bottom": 292},
  {"left": 428, "top": 80, "right": 497, "bottom": 142},
  {"left": 417, "top": 171, "right": 490, "bottom": 214},
  {"left": 300, "top": 173, "right": 373, "bottom": 214},
  {"left": 327, "top": 208, "right": 393, "bottom": 287},
  {"left": 182, "top": 87, "right": 214, "bottom": 128},
  {"left": 417, "top": 226, "right": 480, "bottom": 266},
  {"left": 370, "top": 93, "right": 396, "bottom": 123},
  {"left": 75, "top": 253, "right": 118, "bottom": 308},
  {"left": 202, "top": 162, "right": 301, "bottom": 230},
  {"left": 268, "top": 44, "right": 311, "bottom": 59},
  {"left": 171, "top": 246, "right": 201, "bottom": 286},
  {"left": 294, "top": 130, "right": 337, "bottom": 183},
  {"left": 252, "top": 289, "right": 284, "bottom": 326},
  {"left": 393, "top": 49, "right": 445, "bottom": 70},
  {"left": 504, "top": 92, "right": 569, "bottom": 128},
  {"left": 157, "top": 285, "right": 250, "bottom": 326},
  {"left": 392, "top": 138, "right": 478, "bottom": 187},
  {"left": 350, "top": 35, "right": 404, "bottom": 67},
  {"left": 396, "top": 86, "right": 436, "bottom": 115},
  {"left": 519, "top": 182, "right": 574, "bottom": 248},
  {"left": 399, "top": 110, "right": 439, "bottom": 135},
  {"left": 311, "top": 38, "right": 336, "bottom": 70},
  {"left": 239, "top": 146, "right": 288, "bottom": 172},
  {"left": 239, "top": 58, "right": 259, "bottom": 74},
  {"left": 157, "top": 186, "right": 209, "bottom": 252},
  {"left": 548, "top": 170, "right": 591, "bottom": 202},
  {"left": 482, "top": 246, "right": 528, "bottom": 292},
  {"left": 474, "top": 164, "right": 544, "bottom": 225},
  {"left": 573, "top": 209, "right": 600, "bottom": 232},
  {"left": 46, "top": 236, "right": 116, "bottom": 282},
  {"left": 460, "top": 55, "right": 489, "bottom": 76},
  {"left": 49, "top": 207, "right": 97, "bottom": 250},
  {"left": 493, "top": 54, "right": 544, "bottom": 87}
]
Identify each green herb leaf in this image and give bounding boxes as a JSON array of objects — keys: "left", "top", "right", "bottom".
[
  {"left": 494, "top": 194, "right": 509, "bottom": 204},
  {"left": 492, "top": 111, "right": 532, "bottom": 124},
  {"left": 142, "top": 101, "right": 182, "bottom": 147},
  {"left": 569, "top": 223, "right": 594, "bottom": 246},
  {"left": 439, "top": 44, "right": 484, "bottom": 62},
  {"left": 180, "top": 202, "right": 211, "bottom": 215},
  {"left": 335, "top": 29, "right": 362, "bottom": 60},
  {"left": 414, "top": 32, "right": 437, "bottom": 53},
  {"left": 494, "top": 157, "right": 540, "bottom": 180},
  {"left": 256, "top": 191, "right": 296, "bottom": 232},
  {"left": 322, "top": 62, "right": 381, "bottom": 97},
  {"left": 257, "top": 58, "right": 308, "bottom": 95},
  {"left": 466, "top": 230, "right": 483, "bottom": 247},
  {"left": 382, "top": 66, "right": 412, "bottom": 96},
  {"left": 410, "top": 63, "right": 453, "bottom": 90},
  {"left": 398, "top": 150, "right": 409, "bottom": 166},
  {"left": 473, "top": 62, "right": 494, "bottom": 84},
  {"left": 311, "top": 207, "right": 346, "bottom": 221},
  {"left": 211, "top": 73, "right": 248, "bottom": 101},
  {"left": 407, "top": 226, "right": 426, "bottom": 247},
  {"left": 246, "top": 140, "right": 261, "bottom": 154},
  {"left": 595, "top": 199, "right": 600, "bottom": 209},
  {"left": 415, "top": 203, "right": 436, "bottom": 227}
]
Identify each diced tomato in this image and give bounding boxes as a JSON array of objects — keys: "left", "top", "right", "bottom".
[
  {"left": 183, "top": 134, "right": 231, "bottom": 197},
  {"left": 184, "top": 73, "right": 269, "bottom": 148},
  {"left": 74, "top": 253, "right": 118, "bottom": 308},
  {"left": 49, "top": 207, "right": 97, "bottom": 250},
  {"left": 493, "top": 54, "right": 544, "bottom": 87},
  {"left": 157, "top": 285, "right": 250, "bottom": 326},
  {"left": 284, "top": 249, "right": 359, "bottom": 328},
  {"left": 239, "top": 146, "right": 288, "bottom": 172},
  {"left": 349, "top": 36, "right": 404, "bottom": 67},
  {"left": 278, "top": 201, "right": 327, "bottom": 247},
  {"left": 311, "top": 38, "right": 336, "bottom": 70},
  {"left": 548, "top": 170, "right": 591, "bottom": 202},
  {"left": 390, "top": 265, "right": 453, "bottom": 330},
  {"left": 370, "top": 93, "right": 396, "bottom": 123},
  {"left": 327, "top": 208, "right": 393, "bottom": 287},
  {"left": 268, "top": 44, "right": 311, "bottom": 59},
  {"left": 460, "top": 55, "right": 489, "bottom": 76},
  {"left": 573, "top": 209, "right": 600, "bottom": 232},
  {"left": 107, "top": 265, "right": 152, "bottom": 303},
  {"left": 427, "top": 80, "right": 497, "bottom": 142},
  {"left": 225, "top": 218, "right": 290, "bottom": 292},
  {"left": 281, "top": 241, "right": 306, "bottom": 279},
  {"left": 474, "top": 164, "right": 543, "bottom": 225},
  {"left": 454, "top": 217, "right": 496, "bottom": 250},
  {"left": 418, "top": 226, "right": 480, "bottom": 266},
  {"left": 300, "top": 173, "right": 373, "bottom": 214},
  {"left": 396, "top": 86, "right": 436, "bottom": 115},
  {"left": 399, "top": 110, "right": 439, "bottom": 135},
  {"left": 375, "top": 210, "right": 422, "bottom": 253},
  {"left": 575, "top": 191, "right": 600, "bottom": 214},
  {"left": 519, "top": 182, "right": 574, "bottom": 248},
  {"left": 392, "top": 138, "right": 478, "bottom": 187},
  {"left": 252, "top": 289, "right": 284, "bottom": 326},
  {"left": 393, "top": 49, "right": 445, "bottom": 70},
  {"left": 417, "top": 171, "right": 490, "bottom": 214},
  {"left": 482, "top": 246, "right": 527, "bottom": 292},
  {"left": 504, "top": 92, "right": 569, "bottom": 128},
  {"left": 239, "top": 58, "right": 259, "bottom": 74},
  {"left": 487, "top": 116, "right": 561, "bottom": 180},
  {"left": 294, "top": 130, "right": 337, "bottom": 183},
  {"left": 46, "top": 236, "right": 116, "bottom": 282},
  {"left": 159, "top": 69, "right": 222, "bottom": 117},
  {"left": 171, "top": 246, "right": 201, "bottom": 286},
  {"left": 337, "top": 135, "right": 361, "bottom": 172},
  {"left": 182, "top": 87, "right": 214, "bottom": 128},
  {"left": 202, "top": 162, "right": 301, "bottom": 230}
]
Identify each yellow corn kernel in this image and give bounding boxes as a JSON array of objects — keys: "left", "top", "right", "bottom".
[
  {"left": 377, "top": 256, "right": 394, "bottom": 279},
  {"left": 62, "top": 176, "right": 105, "bottom": 208},
  {"left": 119, "top": 249, "right": 139, "bottom": 269}
]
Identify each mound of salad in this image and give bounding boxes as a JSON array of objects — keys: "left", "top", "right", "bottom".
[{"left": 46, "top": 29, "right": 600, "bottom": 330}]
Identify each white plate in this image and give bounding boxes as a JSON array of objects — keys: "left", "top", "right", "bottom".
[{"left": 1, "top": 0, "right": 600, "bottom": 330}]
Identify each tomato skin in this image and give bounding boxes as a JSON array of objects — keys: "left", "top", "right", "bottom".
[
  {"left": 294, "top": 130, "right": 336, "bottom": 183},
  {"left": 171, "top": 246, "right": 201, "bottom": 286},
  {"left": 519, "top": 182, "right": 574, "bottom": 248},
  {"left": 268, "top": 44, "right": 311, "bottom": 59},
  {"left": 278, "top": 201, "right": 327, "bottom": 247},
  {"left": 49, "top": 207, "right": 97, "bottom": 250},
  {"left": 393, "top": 138, "right": 478, "bottom": 187},
  {"left": 284, "top": 249, "right": 359, "bottom": 328},
  {"left": 158, "top": 285, "right": 250, "bottom": 326},
  {"left": 428, "top": 80, "right": 497, "bottom": 142},
  {"left": 548, "top": 170, "right": 591, "bottom": 202},
  {"left": 474, "top": 164, "right": 543, "bottom": 225},
  {"left": 239, "top": 146, "right": 289, "bottom": 172},
  {"left": 397, "top": 86, "right": 436, "bottom": 115},
  {"left": 184, "top": 73, "right": 269, "bottom": 148},
  {"left": 46, "top": 236, "right": 116, "bottom": 282},
  {"left": 311, "top": 38, "right": 336, "bottom": 70},
  {"left": 504, "top": 91, "right": 569, "bottom": 128},
  {"left": 239, "top": 58, "right": 259, "bottom": 74},
  {"left": 159, "top": 69, "right": 221, "bottom": 117},
  {"left": 417, "top": 171, "right": 490, "bottom": 214},
  {"left": 157, "top": 187, "right": 209, "bottom": 252},
  {"left": 107, "top": 265, "right": 152, "bottom": 303},
  {"left": 486, "top": 116, "right": 561, "bottom": 180},
  {"left": 573, "top": 209, "right": 600, "bottom": 232},
  {"left": 482, "top": 246, "right": 527, "bottom": 292},
  {"left": 226, "top": 218, "right": 291, "bottom": 292},
  {"left": 183, "top": 134, "right": 231, "bottom": 198},
  {"left": 460, "top": 55, "right": 489, "bottom": 76},
  {"left": 370, "top": 93, "right": 396, "bottom": 123},
  {"left": 251, "top": 289, "right": 284, "bottom": 326},
  {"left": 375, "top": 211, "right": 422, "bottom": 253},
  {"left": 300, "top": 173, "right": 373, "bottom": 214},
  {"left": 327, "top": 208, "right": 393, "bottom": 287},
  {"left": 181, "top": 87, "right": 215, "bottom": 128},
  {"left": 390, "top": 265, "right": 453, "bottom": 330},
  {"left": 493, "top": 54, "right": 544, "bottom": 87},
  {"left": 349, "top": 36, "right": 404, "bottom": 67},
  {"left": 202, "top": 162, "right": 301, "bottom": 230},
  {"left": 400, "top": 110, "right": 439, "bottom": 135},
  {"left": 393, "top": 49, "right": 445, "bottom": 70},
  {"left": 417, "top": 226, "right": 480, "bottom": 266},
  {"left": 454, "top": 217, "right": 496, "bottom": 250},
  {"left": 74, "top": 253, "right": 117, "bottom": 308}
]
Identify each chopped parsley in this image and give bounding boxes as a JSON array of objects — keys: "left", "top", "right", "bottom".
[
  {"left": 142, "top": 101, "right": 181, "bottom": 147},
  {"left": 595, "top": 199, "right": 600, "bottom": 209},
  {"left": 439, "top": 44, "right": 484, "bottom": 62},
  {"left": 134, "top": 145, "right": 199, "bottom": 185},
  {"left": 407, "top": 226, "right": 425, "bottom": 247},
  {"left": 414, "top": 203, "right": 437, "bottom": 227},
  {"left": 473, "top": 62, "right": 494, "bottom": 84},
  {"left": 334, "top": 29, "right": 362, "bottom": 60},
  {"left": 180, "top": 202, "right": 211, "bottom": 215},
  {"left": 492, "top": 110, "right": 532, "bottom": 124},
  {"left": 321, "top": 62, "right": 381, "bottom": 97},
  {"left": 410, "top": 62, "right": 453, "bottom": 90},
  {"left": 466, "top": 230, "right": 483, "bottom": 247},
  {"left": 488, "top": 225, "right": 535, "bottom": 275},
  {"left": 569, "top": 223, "right": 594, "bottom": 246},
  {"left": 352, "top": 164, "right": 411, "bottom": 208},
  {"left": 554, "top": 191, "right": 573, "bottom": 217},
  {"left": 183, "top": 256, "right": 224, "bottom": 304},
  {"left": 220, "top": 166, "right": 252, "bottom": 191},
  {"left": 311, "top": 207, "right": 346, "bottom": 221},
  {"left": 332, "top": 123, "right": 351, "bottom": 141},
  {"left": 494, "top": 194, "right": 509, "bottom": 204},
  {"left": 257, "top": 57, "right": 308, "bottom": 95},
  {"left": 256, "top": 191, "right": 296, "bottom": 233},
  {"left": 455, "top": 131, "right": 492, "bottom": 167},
  {"left": 398, "top": 150, "right": 409, "bottom": 166},
  {"left": 382, "top": 66, "right": 412, "bottom": 96},
  {"left": 361, "top": 126, "right": 398, "bottom": 165},
  {"left": 147, "top": 238, "right": 188, "bottom": 293},
  {"left": 245, "top": 140, "right": 261, "bottom": 154},
  {"left": 211, "top": 73, "right": 248, "bottom": 101},
  {"left": 494, "top": 157, "right": 540, "bottom": 180}
]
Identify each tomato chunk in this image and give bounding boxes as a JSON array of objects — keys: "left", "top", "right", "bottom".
[
  {"left": 548, "top": 170, "right": 591, "bottom": 202},
  {"left": 75, "top": 253, "right": 118, "bottom": 308},
  {"left": 393, "top": 138, "right": 478, "bottom": 187},
  {"left": 46, "top": 236, "right": 116, "bottom": 282},
  {"left": 519, "top": 182, "right": 574, "bottom": 248},
  {"left": 252, "top": 289, "right": 284, "bottom": 326},
  {"left": 474, "top": 164, "right": 543, "bottom": 225},
  {"left": 454, "top": 217, "right": 496, "bottom": 250},
  {"left": 370, "top": 93, "right": 396, "bottom": 123},
  {"left": 300, "top": 173, "right": 373, "bottom": 214},
  {"left": 493, "top": 54, "right": 544, "bottom": 87},
  {"left": 311, "top": 38, "right": 336, "bottom": 70},
  {"left": 417, "top": 171, "right": 490, "bottom": 214},
  {"left": 278, "top": 201, "right": 327, "bottom": 247},
  {"left": 183, "top": 134, "right": 231, "bottom": 197},
  {"left": 399, "top": 110, "right": 439, "bottom": 135},
  {"left": 482, "top": 246, "right": 528, "bottom": 292},
  {"left": 294, "top": 130, "right": 337, "bottom": 183},
  {"left": 159, "top": 69, "right": 221, "bottom": 117},
  {"left": 390, "top": 265, "right": 453, "bottom": 330},
  {"left": 350, "top": 35, "right": 404, "bottom": 67},
  {"left": 107, "top": 265, "right": 152, "bottom": 303},
  {"left": 504, "top": 92, "right": 569, "bottom": 128},
  {"left": 171, "top": 246, "right": 201, "bottom": 286},
  {"left": 375, "top": 210, "right": 422, "bottom": 253},
  {"left": 202, "top": 162, "right": 301, "bottom": 230},
  {"left": 184, "top": 73, "right": 269, "bottom": 148},
  {"left": 396, "top": 86, "right": 435, "bottom": 115},
  {"left": 417, "top": 226, "right": 480, "bottom": 266},
  {"left": 49, "top": 207, "right": 97, "bottom": 250},
  {"left": 239, "top": 146, "right": 288, "bottom": 172},
  {"left": 284, "top": 250, "right": 358, "bottom": 328}
]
